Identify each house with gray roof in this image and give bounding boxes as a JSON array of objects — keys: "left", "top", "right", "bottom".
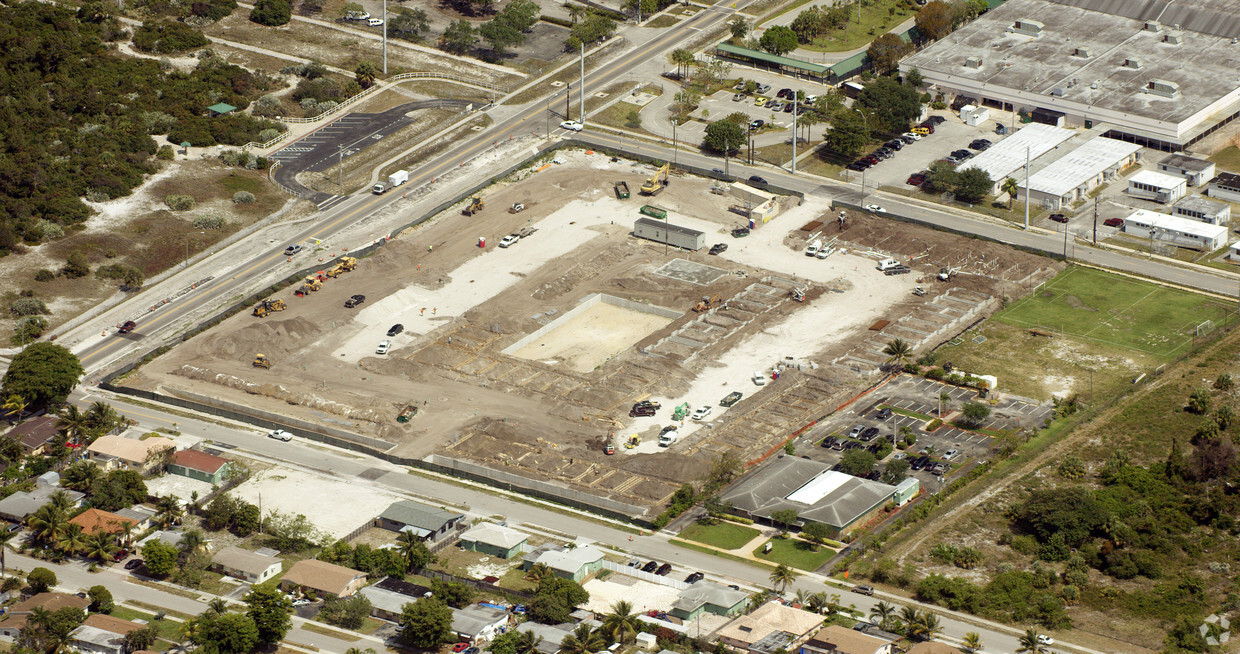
[
  {"left": 670, "top": 581, "right": 749, "bottom": 621},
  {"left": 452, "top": 604, "right": 509, "bottom": 642},
  {"left": 0, "top": 486, "right": 84, "bottom": 523},
  {"left": 212, "top": 546, "right": 283, "bottom": 584},
  {"left": 719, "top": 457, "right": 897, "bottom": 537},
  {"left": 515, "top": 622, "right": 574, "bottom": 654},
  {"left": 375, "top": 500, "right": 464, "bottom": 542},
  {"left": 359, "top": 578, "right": 432, "bottom": 621},
  {"left": 522, "top": 541, "right": 604, "bottom": 582},
  {"left": 459, "top": 523, "right": 527, "bottom": 559}
]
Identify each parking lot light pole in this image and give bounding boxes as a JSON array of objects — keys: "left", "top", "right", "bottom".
[{"left": 671, "top": 118, "right": 678, "bottom": 167}]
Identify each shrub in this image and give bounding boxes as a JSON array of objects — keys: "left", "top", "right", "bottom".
[
  {"left": 156, "top": 145, "right": 175, "bottom": 160},
  {"left": 1215, "top": 373, "right": 1233, "bottom": 391},
  {"left": 132, "top": 20, "right": 210, "bottom": 53},
  {"left": 140, "top": 111, "right": 178, "bottom": 135},
  {"left": 33, "top": 269, "right": 54, "bottom": 282},
  {"left": 257, "top": 128, "right": 282, "bottom": 142},
  {"left": 165, "top": 195, "right": 195, "bottom": 211},
  {"left": 10, "top": 316, "right": 49, "bottom": 345},
  {"left": 926, "top": 418, "right": 943, "bottom": 431},
  {"left": 193, "top": 214, "right": 226, "bottom": 229},
  {"left": 233, "top": 191, "right": 256, "bottom": 204},
  {"left": 10, "top": 297, "right": 49, "bottom": 316},
  {"left": 63, "top": 252, "right": 90, "bottom": 278},
  {"left": 250, "top": 0, "right": 291, "bottom": 25},
  {"left": 253, "top": 95, "right": 283, "bottom": 118},
  {"left": 924, "top": 367, "right": 945, "bottom": 380},
  {"left": 1188, "top": 388, "right": 1212, "bottom": 414},
  {"left": 33, "top": 220, "right": 64, "bottom": 240}
]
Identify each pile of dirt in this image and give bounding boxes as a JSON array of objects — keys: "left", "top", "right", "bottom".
[
  {"left": 197, "top": 316, "right": 323, "bottom": 358},
  {"left": 172, "top": 364, "right": 387, "bottom": 424}
]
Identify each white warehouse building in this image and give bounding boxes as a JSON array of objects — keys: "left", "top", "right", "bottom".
[
  {"left": 1122, "top": 209, "right": 1227, "bottom": 251},
  {"left": 956, "top": 123, "right": 1076, "bottom": 196},
  {"left": 899, "top": 0, "right": 1240, "bottom": 152},
  {"left": 1016, "top": 137, "right": 1142, "bottom": 210}
]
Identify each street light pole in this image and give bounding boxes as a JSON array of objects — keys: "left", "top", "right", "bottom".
[
  {"left": 382, "top": 0, "right": 388, "bottom": 74},
  {"left": 671, "top": 118, "right": 678, "bottom": 168},
  {"left": 791, "top": 96, "right": 798, "bottom": 175}
]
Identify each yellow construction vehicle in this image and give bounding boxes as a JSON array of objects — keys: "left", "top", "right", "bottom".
[
  {"left": 251, "top": 299, "right": 287, "bottom": 317},
  {"left": 253, "top": 354, "right": 272, "bottom": 369},
  {"left": 464, "top": 197, "right": 485, "bottom": 216},
  {"left": 640, "top": 162, "right": 670, "bottom": 195},
  {"left": 325, "top": 256, "right": 357, "bottom": 279},
  {"left": 295, "top": 276, "right": 323, "bottom": 297},
  {"left": 693, "top": 293, "right": 721, "bottom": 312},
  {"left": 624, "top": 435, "right": 640, "bottom": 449}
]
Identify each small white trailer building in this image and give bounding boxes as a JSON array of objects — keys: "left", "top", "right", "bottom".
[
  {"left": 1157, "top": 154, "right": 1216, "bottom": 187},
  {"left": 1172, "top": 196, "right": 1230, "bottom": 226},
  {"left": 1127, "top": 170, "right": 1187, "bottom": 204},
  {"left": 1122, "top": 209, "right": 1227, "bottom": 251}
]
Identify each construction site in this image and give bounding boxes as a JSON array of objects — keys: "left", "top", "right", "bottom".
[{"left": 120, "top": 151, "right": 1058, "bottom": 518}]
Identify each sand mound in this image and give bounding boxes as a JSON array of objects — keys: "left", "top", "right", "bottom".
[
  {"left": 173, "top": 365, "right": 386, "bottom": 424},
  {"left": 200, "top": 316, "right": 323, "bottom": 358}
]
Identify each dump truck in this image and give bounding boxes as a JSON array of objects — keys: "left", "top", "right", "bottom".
[
  {"left": 614, "top": 181, "right": 630, "bottom": 200},
  {"left": 251, "top": 299, "right": 287, "bottom": 317},
  {"left": 464, "top": 197, "right": 485, "bottom": 215},
  {"left": 253, "top": 354, "right": 272, "bottom": 369},
  {"left": 640, "top": 163, "right": 669, "bottom": 195}
]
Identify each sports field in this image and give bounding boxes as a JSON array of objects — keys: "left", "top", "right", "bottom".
[{"left": 996, "top": 267, "right": 1233, "bottom": 359}]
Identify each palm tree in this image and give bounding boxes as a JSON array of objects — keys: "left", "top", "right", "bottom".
[
  {"left": 47, "top": 491, "right": 75, "bottom": 513},
  {"left": 564, "top": 2, "right": 584, "bottom": 23},
  {"left": 869, "top": 601, "right": 895, "bottom": 629},
  {"left": 805, "top": 591, "right": 827, "bottom": 614},
  {"left": 1002, "top": 176, "right": 1020, "bottom": 209},
  {"left": 2, "top": 395, "right": 28, "bottom": 422},
  {"left": 86, "top": 401, "right": 118, "bottom": 428},
  {"left": 28, "top": 504, "right": 67, "bottom": 546},
  {"left": 178, "top": 528, "right": 206, "bottom": 560},
  {"left": 61, "top": 461, "right": 101, "bottom": 492},
  {"left": 559, "top": 624, "right": 604, "bottom": 654},
  {"left": 55, "top": 524, "right": 88, "bottom": 557},
  {"left": 882, "top": 338, "right": 914, "bottom": 371},
  {"left": 155, "top": 496, "right": 183, "bottom": 528},
  {"left": 512, "top": 630, "right": 542, "bottom": 654},
  {"left": 768, "top": 564, "right": 798, "bottom": 595},
  {"left": 57, "top": 405, "right": 90, "bottom": 444},
  {"left": 525, "top": 562, "right": 552, "bottom": 583},
  {"left": 207, "top": 598, "right": 229, "bottom": 615},
  {"left": 1016, "top": 628, "right": 1050, "bottom": 654},
  {"left": 908, "top": 610, "right": 942, "bottom": 641},
  {"left": 395, "top": 530, "right": 431, "bottom": 570},
  {"left": 84, "top": 531, "right": 118, "bottom": 562},
  {"left": 898, "top": 605, "right": 920, "bottom": 632},
  {"left": 962, "top": 632, "right": 983, "bottom": 653},
  {"left": 602, "top": 600, "right": 639, "bottom": 645},
  {"left": 792, "top": 588, "right": 810, "bottom": 607},
  {"left": 671, "top": 48, "right": 695, "bottom": 80}
]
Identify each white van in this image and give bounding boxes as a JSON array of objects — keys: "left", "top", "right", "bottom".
[
  {"left": 877, "top": 258, "right": 901, "bottom": 271},
  {"left": 805, "top": 240, "right": 822, "bottom": 257},
  {"left": 752, "top": 371, "right": 767, "bottom": 386}
]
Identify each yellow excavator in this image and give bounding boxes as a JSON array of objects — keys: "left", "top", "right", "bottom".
[
  {"left": 464, "top": 197, "right": 485, "bottom": 216},
  {"left": 640, "top": 162, "right": 670, "bottom": 196},
  {"left": 252, "top": 299, "right": 287, "bottom": 317},
  {"left": 295, "top": 275, "right": 323, "bottom": 297},
  {"left": 253, "top": 353, "right": 272, "bottom": 369}
]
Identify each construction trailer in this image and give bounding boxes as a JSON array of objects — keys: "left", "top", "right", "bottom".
[{"left": 632, "top": 217, "right": 704, "bottom": 251}]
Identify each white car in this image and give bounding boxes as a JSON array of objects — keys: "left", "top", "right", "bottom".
[
  {"left": 498, "top": 234, "right": 520, "bottom": 248},
  {"left": 752, "top": 371, "right": 767, "bottom": 386},
  {"left": 1035, "top": 635, "right": 1054, "bottom": 646},
  {"left": 376, "top": 340, "right": 391, "bottom": 355},
  {"left": 367, "top": 17, "right": 384, "bottom": 26},
  {"left": 944, "top": 449, "right": 958, "bottom": 459},
  {"left": 901, "top": 131, "right": 921, "bottom": 141},
  {"left": 559, "top": 120, "right": 584, "bottom": 132},
  {"left": 865, "top": 204, "right": 885, "bottom": 213},
  {"left": 691, "top": 406, "right": 712, "bottom": 421},
  {"left": 267, "top": 429, "right": 292, "bottom": 442}
]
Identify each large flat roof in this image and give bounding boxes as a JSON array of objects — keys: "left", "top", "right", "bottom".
[
  {"left": 720, "top": 457, "right": 896, "bottom": 528},
  {"left": 901, "top": 0, "right": 1240, "bottom": 127},
  {"left": 1124, "top": 208, "right": 1228, "bottom": 238},
  {"left": 1020, "top": 137, "right": 1141, "bottom": 197},
  {"left": 958, "top": 123, "right": 1076, "bottom": 182}
]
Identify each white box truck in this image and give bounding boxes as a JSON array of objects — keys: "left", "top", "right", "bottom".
[{"left": 373, "top": 170, "right": 409, "bottom": 194}]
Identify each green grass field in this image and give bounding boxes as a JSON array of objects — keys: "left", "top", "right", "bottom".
[
  {"left": 753, "top": 537, "right": 834, "bottom": 571},
  {"left": 996, "top": 267, "right": 1233, "bottom": 359},
  {"left": 678, "top": 520, "right": 761, "bottom": 550}
]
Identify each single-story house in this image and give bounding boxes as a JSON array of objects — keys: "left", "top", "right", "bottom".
[
  {"left": 905, "top": 644, "right": 965, "bottom": 654},
  {"left": 459, "top": 523, "right": 527, "bottom": 559},
  {"left": 717, "top": 602, "right": 825, "bottom": 653},
  {"left": 87, "top": 435, "right": 176, "bottom": 472},
  {"left": 522, "top": 541, "right": 605, "bottom": 582},
  {"left": 167, "top": 449, "right": 232, "bottom": 485},
  {"left": 136, "top": 530, "right": 186, "bottom": 550},
  {"left": 212, "top": 546, "right": 283, "bottom": 584},
  {"left": 71, "top": 615, "right": 145, "bottom": 654},
  {"left": 114, "top": 506, "right": 156, "bottom": 531},
  {"left": 0, "top": 592, "right": 90, "bottom": 641},
  {"left": 375, "top": 500, "right": 465, "bottom": 541},
  {"left": 514, "top": 622, "right": 574, "bottom": 654},
  {"left": 800, "top": 626, "right": 893, "bottom": 654},
  {"left": 70, "top": 508, "right": 138, "bottom": 538},
  {"left": 280, "top": 559, "right": 367, "bottom": 598},
  {"left": 0, "top": 486, "right": 84, "bottom": 523},
  {"left": 360, "top": 577, "right": 432, "bottom": 621},
  {"left": 720, "top": 458, "right": 898, "bottom": 537},
  {"left": 452, "top": 604, "right": 509, "bottom": 642},
  {"left": 4, "top": 416, "right": 61, "bottom": 455},
  {"left": 670, "top": 581, "right": 749, "bottom": 621}
]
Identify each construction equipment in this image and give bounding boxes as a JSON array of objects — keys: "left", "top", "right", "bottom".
[
  {"left": 509, "top": 203, "right": 525, "bottom": 214},
  {"left": 639, "top": 205, "right": 667, "bottom": 220},
  {"left": 625, "top": 435, "right": 640, "bottom": 449},
  {"left": 614, "top": 181, "right": 630, "bottom": 200},
  {"left": 295, "top": 275, "right": 323, "bottom": 297},
  {"left": 464, "top": 197, "right": 485, "bottom": 215},
  {"left": 671, "top": 402, "right": 691, "bottom": 421},
  {"left": 252, "top": 354, "right": 272, "bottom": 369},
  {"left": 790, "top": 287, "right": 806, "bottom": 302},
  {"left": 937, "top": 267, "right": 960, "bottom": 281},
  {"left": 251, "top": 299, "right": 287, "bottom": 317},
  {"left": 640, "top": 163, "right": 670, "bottom": 195},
  {"left": 693, "top": 293, "right": 721, "bottom": 312},
  {"left": 912, "top": 286, "right": 926, "bottom": 296},
  {"left": 325, "top": 256, "right": 357, "bottom": 279},
  {"left": 396, "top": 405, "right": 419, "bottom": 423}
]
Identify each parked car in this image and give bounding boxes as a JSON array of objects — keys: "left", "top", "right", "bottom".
[
  {"left": 755, "top": 84, "right": 771, "bottom": 94},
  {"left": 732, "top": 93, "right": 744, "bottom": 102},
  {"left": 344, "top": 294, "right": 365, "bottom": 308},
  {"left": 875, "top": 407, "right": 893, "bottom": 420},
  {"left": 783, "top": 103, "right": 795, "bottom": 113},
  {"left": 753, "top": 97, "right": 769, "bottom": 107},
  {"left": 853, "top": 585, "right": 875, "bottom": 596},
  {"left": 907, "top": 173, "right": 927, "bottom": 186},
  {"left": 926, "top": 115, "right": 946, "bottom": 125},
  {"left": 944, "top": 449, "right": 959, "bottom": 459},
  {"left": 388, "top": 324, "right": 404, "bottom": 337},
  {"left": 733, "top": 81, "right": 747, "bottom": 91},
  {"left": 749, "top": 119, "right": 765, "bottom": 129},
  {"left": 969, "top": 138, "right": 992, "bottom": 150},
  {"left": 709, "top": 243, "right": 728, "bottom": 255},
  {"left": 865, "top": 470, "right": 882, "bottom": 480},
  {"left": 376, "top": 340, "right": 391, "bottom": 355},
  {"left": 367, "top": 17, "right": 384, "bottom": 26},
  {"left": 902, "top": 132, "right": 921, "bottom": 142},
  {"left": 821, "top": 436, "right": 838, "bottom": 448},
  {"left": 849, "top": 424, "right": 865, "bottom": 437},
  {"left": 1104, "top": 217, "right": 1124, "bottom": 227},
  {"left": 748, "top": 175, "right": 768, "bottom": 187},
  {"left": 912, "top": 127, "right": 930, "bottom": 136},
  {"left": 860, "top": 427, "right": 880, "bottom": 441},
  {"left": 268, "top": 429, "right": 293, "bottom": 442},
  {"left": 642, "top": 561, "right": 659, "bottom": 573},
  {"left": 885, "top": 139, "right": 904, "bottom": 151},
  {"left": 776, "top": 88, "right": 793, "bottom": 98},
  {"left": 655, "top": 563, "right": 672, "bottom": 576},
  {"left": 630, "top": 404, "right": 656, "bottom": 417},
  {"left": 453, "top": 643, "right": 471, "bottom": 652},
  {"left": 731, "top": 226, "right": 750, "bottom": 238},
  {"left": 685, "top": 571, "right": 705, "bottom": 583},
  {"left": 951, "top": 149, "right": 973, "bottom": 160},
  {"left": 124, "top": 559, "right": 143, "bottom": 570},
  {"left": 499, "top": 234, "right": 521, "bottom": 248},
  {"left": 1049, "top": 213, "right": 1069, "bottom": 223},
  {"left": 847, "top": 162, "right": 868, "bottom": 172},
  {"left": 691, "top": 406, "right": 713, "bottom": 421},
  {"left": 283, "top": 244, "right": 303, "bottom": 256}
]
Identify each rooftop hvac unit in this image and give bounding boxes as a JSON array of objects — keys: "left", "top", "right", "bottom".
[
  {"left": 1073, "top": 47, "right": 1091, "bottom": 58},
  {"left": 964, "top": 56, "right": 983, "bottom": 69},
  {"left": 1144, "top": 20, "right": 1160, "bottom": 32},
  {"left": 1164, "top": 31, "right": 1182, "bottom": 45},
  {"left": 1125, "top": 57, "right": 1141, "bottom": 69},
  {"left": 1012, "top": 19, "right": 1044, "bottom": 37}
]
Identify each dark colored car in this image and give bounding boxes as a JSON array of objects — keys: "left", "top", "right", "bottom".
[
  {"left": 847, "top": 162, "right": 868, "bottom": 172},
  {"left": 731, "top": 227, "right": 750, "bottom": 238},
  {"left": 642, "top": 561, "right": 659, "bottom": 573},
  {"left": 885, "top": 140, "right": 904, "bottom": 151},
  {"left": 387, "top": 324, "right": 404, "bottom": 337},
  {"left": 655, "top": 563, "right": 672, "bottom": 576},
  {"left": 685, "top": 571, "right": 705, "bottom": 583},
  {"left": 969, "top": 139, "right": 992, "bottom": 150},
  {"left": 861, "top": 427, "right": 880, "bottom": 441},
  {"left": 709, "top": 243, "right": 728, "bottom": 255},
  {"left": 909, "top": 456, "right": 927, "bottom": 470},
  {"left": 865, "top": 470, "right": 882, "bottom": 480},
  {"left": 630, "top": 405, "right": 656, "bottom": 417},
  {"left": 875, "top": 407, "right": 893, "bottom": 420},
  {"left": 907, "top": 173, "right": 927, "bottom": 186},
  {"left": 1104, "top": 217, "right": 1124, "bottom": 227},
  {"left": 118, "top": 320, "right": 137, "bottom": 333},
  {"left": 1049, "top": 213, "right": 1068, "bottom": 223},
  {"left": 124, "top": 559, "right": 143, "bottom": 570},
  {"left": 749, "top": 119, "right": 765, "bottom": 130},
  {"left": 344, "top": 294, "right": 366, "bottom": 308},
  {"left": 853, "top": 585, "right": 875, "bottom": 596},
  {"left": 777, "top": 88, "right": 793, "bottom": 98},
  {"left": 918, "top": 123, "right": 936, "bottom": 134},
  {"left": 927, "top": 115, "right": 946, "bottom": 125},
  {"left": 748, "top": 175, "right": 768, "bottom": 187},
  {"left": 821, "top": 436, "right": 838, "bottom": 448},
  {"left": 951, "top": 149, "right": 973, "bottom": 160}
]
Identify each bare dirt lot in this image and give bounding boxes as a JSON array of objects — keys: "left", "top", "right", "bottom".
[{"left": 122, "top": 152, "right": 1056, "bottom": 515}]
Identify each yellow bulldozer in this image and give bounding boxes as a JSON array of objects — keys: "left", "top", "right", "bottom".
[
  {"left": 325, "top": 256, "right": 357, "bottom": 279},
  {"left": 253, "top": 353, "right": 272, "bottom": 369},
  {"left": 640, "top": 162, "right": 670, "bottom": 196},
  {"left": 295, "top": 275, "right": 323, "bottom": 297},
  {"left": 252, "top": 299, "right": 287, "bottom": 317},
  {"left": 464, "top": 197, "right": 485, "bottom": 216},
  {"left": 693, "top": 293, "right": 721, "bottom": 312}
]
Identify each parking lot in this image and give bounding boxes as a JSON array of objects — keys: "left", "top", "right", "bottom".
[
  {"left": 844, "top": 110, "right": 1010, "bottom": 190},
  {"left": 794, "top": 374, "right": 1053, "bottom": 487}
]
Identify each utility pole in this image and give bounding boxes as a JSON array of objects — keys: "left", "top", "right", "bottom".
[
  {"left": 579, "top": 43, "right": 585, "bottom": 124},
  {"left": 1092, "top": 196, "right": 1098, "bottom": 244},
  {"left": 338, "top": 144, "right": 344, "bottom": 191},
  {"left": 791, "top": 96, "right": 797, "bottom": 175},
  {"left": 1023, "top": 145, "right": 1030, "bottom": 230},
  {"left": 382, "top": 0, "right": 388, "bottom": 74},
  {"left": 566, "top": 84, "right": 571, "bottom": 121},
  {"left": 671, "top": 118, "right": 678, "bottom": 167}
]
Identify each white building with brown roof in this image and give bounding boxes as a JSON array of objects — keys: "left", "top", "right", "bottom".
[{"left": 280, "top": 559, "right": 366, "bottom": 598}]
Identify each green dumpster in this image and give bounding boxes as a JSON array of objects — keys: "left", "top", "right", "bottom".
[{"left": 640, "top": 205, "right": 667, "bottom": 219}]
